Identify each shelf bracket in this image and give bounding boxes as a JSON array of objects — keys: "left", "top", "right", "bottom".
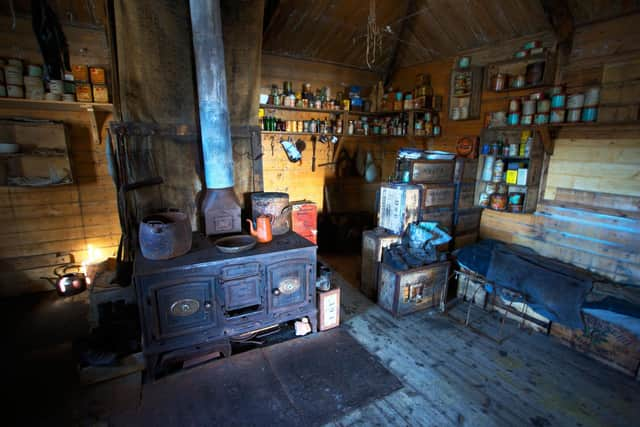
[{"left": 86, "top": 106, "right": 101, "bottom": 145}]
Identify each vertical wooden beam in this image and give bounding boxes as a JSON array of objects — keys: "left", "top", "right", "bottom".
[
  {"left": 540, "top": 0, "right": 574, "bottom": 82},
  {"left": 383, "top": 0, "right": 414, "bottom": 85}
]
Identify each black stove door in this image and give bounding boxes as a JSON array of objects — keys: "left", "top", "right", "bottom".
[
  {"left": 267, "top": 258, "right": 313, "bottom": 313},
  {"left": 150, "top": 276, "right": 218, "bottom": 341}
]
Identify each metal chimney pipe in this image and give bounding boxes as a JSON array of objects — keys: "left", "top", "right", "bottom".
[{"left": 190, "top": 0, "right": 241, "bottom": 235}]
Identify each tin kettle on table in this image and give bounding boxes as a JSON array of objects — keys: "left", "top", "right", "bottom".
[{"left": 247, "top": 214, "right": 273, "bottom": 243}]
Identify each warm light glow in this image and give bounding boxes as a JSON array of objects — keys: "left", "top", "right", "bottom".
[{"left": 82, "top": 244, "right": 106, "bottom": 285}]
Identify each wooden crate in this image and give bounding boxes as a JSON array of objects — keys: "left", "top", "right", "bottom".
[
  {"left": 421, "top": 208, "right": 453, "bottom": 231},
  {"left": 456, "top": 182, "right": 476, "bottom": 210},
  {"left": 454, "top": 158, "right": 478, "bottom": 183},
  {"left": 317, "top": 287, "right": 340, "bottom": 331},
  {"left": 378, "top": 261, "right": 450, "bottom": 317},
  {"left": 395, "top": 158, "right": 454, "bottom": 184},
  {"left": 420, "top": 184, "right": 455, "bottom": 209},
  {"left": 454, "top": 231, "right": 478, "bottom": 249},
  {"left": 361, "top": 229, "right": 402, "bottom": 300},
  {"left": 377, "top": 183, "right": 421, "bottom": 235},
  {"left": 455, "top": 208, "right": 482, "bottom": 235}
]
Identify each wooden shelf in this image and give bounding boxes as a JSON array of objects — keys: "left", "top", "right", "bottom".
[
  {"left": 259, "top": 104, "right": 344, "bottom": 114},
  {"left": 0, "top": 97, "right": 113, "bottom": 113},
  {"left": 261, "top": 131, "right": 333, "bottom": 136},
  {"left": 487, "top": 53, "right": 548, "bottom": 67},
  {"left": 487, "top": 83, "right": 552, "bottom": 93}
]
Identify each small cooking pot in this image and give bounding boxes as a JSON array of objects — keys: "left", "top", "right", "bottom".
[
  {"left": 139, "top": 210, "right": 192, "bottom": 260},
  {"left": 41, "top": 264, "right": 87, "bottom": 297}
]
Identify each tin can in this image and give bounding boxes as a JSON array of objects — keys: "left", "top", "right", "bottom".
[
  {"left": 522, "top": 100, "right": 536, "bottom": 115},
  {"left": 581, "top": 107, "right": 598, "bottom": 122},
  {"left": 72, "top": 65, "right": 89, "bottom": 82},
  {"left": 550, "top": 109, "right": 566, "bottom": 123},
  {"left": 537, "top": 99, "right": 551, "bottom": 113},
  {"left": 458, "top": 56, "right": 471, "bottom": 68},
  {"left": 4, "top": 65, "right": 23, "bottom": 85},
  {"left": 27, "top": 64, "right": 42, "bottom": 77},
  {"left": 485, "top": 182, "right": 497, "bottom": 194},
  {"left": 92, "top": 84, "right": 109, "bottom": 103},
  {"left": 508, "top": 193, "right": 525, "bottom": 213},
  {"left": 478, "top": 193, "right": 490, "bottom": 207},
  {"left": 529, "top": 92, "right": 544, "bottom": 101},
  {"left": 523, "top": 40, "right": 541, "bottom": 50},
  {"left": 551, "top": 93, "right": 566, "bottom": 109},
  {"left": 508, "top": 98, "right": 521, "bottom": 112},
  {"left": 514, "top": 50, "right": 529, "bottom": 59},
  {"left": 507, "top": 112, "right": 520, "bottom": 126},
  {"left": 584, "top": 87, "right": 600, "bottom": 106},
  {"left": 534, "top": 113, "right": 549, "bottom": 125},
  {"left": 567, "top": 94, "right": 585, "bottom": 109},
  {"left": 7, "top": 84, "right": 24, "bottom": 98},
  {"left": 490, "top": 193, "right": 507, "bottom": 211},
  {"left": 520, "top": 114, "right": 533, "bottom": 126},
  {"left": 511, "top": 74, "right": 525, "bottom": 89},
  {"left": 490, "top": 73, "right": 507, "bottom": 91},
  {"left": 567, "top": 108, "right": 581, "bottom": 123},
  {"left": 508, "top": 143, "right": 519, "bottom": 157},
  {"left": 433, "top": 125, "right": 441, "bottom": 136},
  {"left": 75, "top": 82, "right": 92, "bottom": 102},
  {"left": 0, "top": 85, "right": 7, "bottom": 97}
]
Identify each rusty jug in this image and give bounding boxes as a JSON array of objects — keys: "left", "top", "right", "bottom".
[{"left": 247, "top": 214, "right": 273, "bottom": 243}]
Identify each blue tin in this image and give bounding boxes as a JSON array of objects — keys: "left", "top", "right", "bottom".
[
  {"left": 581, "top": 107, "right": 598, "bottom": 122},
  {"left": 551, "top": 93, "right": 566, "bottom": 109},
  {"left": 507, "top": 112, "right": 520, "bottom": 126}
]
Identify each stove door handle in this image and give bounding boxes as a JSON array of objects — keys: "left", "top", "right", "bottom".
[
  {"left": 272, "top": 288, "right": 281, "bottom": 296},
  {"left": 204, "top": 301, "right": 212, "bottom": 309}
]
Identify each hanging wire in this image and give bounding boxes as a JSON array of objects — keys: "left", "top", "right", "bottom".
[{"left": 365, "top": 0, "right": 383, "bottom": 69}]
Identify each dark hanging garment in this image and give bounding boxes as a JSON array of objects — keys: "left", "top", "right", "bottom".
[{"left": 31, "top": 0, "right": 70, "bottom": 80}]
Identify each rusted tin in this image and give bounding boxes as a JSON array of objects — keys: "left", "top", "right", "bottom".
[
  {"left": 489, "top": 193, "right": 507, "bottom": 211},
  {"left": 139, "top": 210, "right": 192, "bottom": 260},
  {"left": 251, "top": 192, "right": 290, "bottom": 235}
]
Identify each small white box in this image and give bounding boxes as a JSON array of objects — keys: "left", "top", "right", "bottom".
[{"left": 517, "top": 168, "right": 528, "bottom": 186}]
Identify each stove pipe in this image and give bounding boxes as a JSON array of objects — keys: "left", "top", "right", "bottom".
[{"left": 190, "top": 0, "right": 241, "bottom": 235}]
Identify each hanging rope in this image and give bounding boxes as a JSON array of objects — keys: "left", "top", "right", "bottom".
[{"left": 365, "top": 0, "right": 382, "bottom": 69}]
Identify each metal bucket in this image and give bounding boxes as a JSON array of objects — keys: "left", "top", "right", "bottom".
[
  {"left": 251, "top": 192, "right": 290, "bottom": 235},
  {"left": 139, "top": 210, "right": 192, "bottom": 260}
]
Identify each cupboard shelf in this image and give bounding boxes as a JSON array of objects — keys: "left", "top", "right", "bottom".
[
  {"left": 259, "top": 104, "right": 344, "bottom": 114},
  {"left": 0, "top": 97, "right": 113, "bottom": 113}
]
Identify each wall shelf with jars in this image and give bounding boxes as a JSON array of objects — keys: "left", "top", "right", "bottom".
[
  {"left": 449, "top": 66, "right": 483, "bottom": 121},
  {"left": 485, "top": 50, "right": 555, "bottom": 93},
  {"left": 474, "top": 127, "right": 547, "bottom": 214}
]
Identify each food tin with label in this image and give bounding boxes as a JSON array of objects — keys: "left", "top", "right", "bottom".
[
  {"left": 567, "top": 108, "right": 582, "bottom": 123},
  {"left": 508, "top": 98, "right": 521, "bottom": 112},
  {"left": 520, "top": 114, "right": 533, "bottom": 126},
  {"left": 537, "top": 99, "right": 551, "bottom": 113},
  {"left": 511, "top": 74, "right": 525, "bottom": 89},
  {"left": 92, "top": 84, "right": 109, "bottom": 103},
  {"left": 478, "top": 192, "right": 490, "bottom": 207},
  {"left": 4, "top": 65, "right": 23, "bottom": 85},
  {"left": 507, "top": 112, "right": 520, "bottom": 126},
  {"left": 490, "top": 73, "right": 507, "bottom": 91},
  {"left": 90, "top": 67, "right": 106, "bottom": 85},
  {"left": 550, "top": 109, "right": 566, "bottom": 123},
  {"left": 522, "top": 100, "right": 536, "bottom": 115},
  {"left": 525, "top": 61, "right": 545, "bottom": 86},
  {"left": 490, "top": 193, "right": 507, "bottom": 211},
  {"left": 27, "top": 64, "right": 42, "bottom": 77},
  {"left": 75, "top": 82, "right": 93, "bottom": 102},
  {"left": 534, "top": 113, "right": 549, "bottom": 125},
  {"left": 7, "top": 84, "right": 24, "bottom": 98},
  {"left": 567, "top": 93, "right": 585, "bottom": 109},
  {"left": 529, "top": 91, "right": 544, "bottom": 101},
  {"left": 485, "top": 182, "right": 497, "bottom": 194},
  {"left": 581, "top": 107, "right": 598, "bottom": 122},
  {"left": 508, "top": 193, "right": 525, "bottom": 213},
  {"left": 72, "top": 65, "right": 88, "bottom": 82},
  {"left": 551, "top": 93, "right": 566, "bottom": 109},
  {"left": 584, "top": 87, "right": 600, "bottom": 106}
]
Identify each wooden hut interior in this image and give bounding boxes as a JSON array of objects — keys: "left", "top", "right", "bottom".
[{"left": 1, "top": 1, "right": 639, "bottom": 425}]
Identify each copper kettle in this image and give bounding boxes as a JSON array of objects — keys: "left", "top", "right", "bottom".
[{"left": 247, "top": 214, "right": 273, "bottom": 243}]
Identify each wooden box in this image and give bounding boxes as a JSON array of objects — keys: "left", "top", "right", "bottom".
[
  {"left": 396, "top": 159, "right": 454, "bottom": 184},
  {"left": 456, "top": 183, "right": 476, "bottom": 210},
  {"left": 420, "top": 208, "right": 453, "bottom": 231},
  {"left": 317, "top": 287, "right": 340, "bottom": 331},
  {"left": 454, "top": 158, "right": 478, "bottom": 183},
  {"left": 454, "top": 208, "right": 482, "bottom": 235},
  {"left": 377, "top": 261, "right": 450, "bottom": 317},
  {"left": 290, "top": 200, "right": 317, "bottom": 244},
  {"left": 377, "top": 183, "right": 421, "bottom": 235},
  {"left": 361, "top": 229, "right": 402, "bottom": 300},
  {"left": 420, "top": 184, "right": 455, "bottom": 209}
]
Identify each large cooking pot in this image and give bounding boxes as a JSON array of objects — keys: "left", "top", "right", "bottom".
[
  {"left": 139, "top": 210, "right": 192, "bottom": 260},
  {"left": 250, "top": 192, "right": 290, "bottom": 235}
]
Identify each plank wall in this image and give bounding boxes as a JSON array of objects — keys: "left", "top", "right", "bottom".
[
  {"left": 0, "top": 17, "right": 119, "bottom": 297},
  {"left": 389, "top": 16, "right": 640, "bottom": 284}
]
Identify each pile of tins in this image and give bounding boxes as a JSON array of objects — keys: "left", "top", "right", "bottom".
[
  {"left": 261, "top": 115, "right": 341, "bottom": 134},
  {"left": 493, "top": 86, "right": 600, "bottom": 127},
  {"left": 348, "top": 114, "right": 410, "bottom": 136},
  {"left": 0, "top": 59, "right": 108, "bottom": 103},
  {"left": 477, "top": 130, "right": 534, "bottom": 213}
]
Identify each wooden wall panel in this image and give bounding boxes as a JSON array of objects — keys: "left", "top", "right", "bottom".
[{"left": 0, "top": 17, "right": 119, "bottom": 296}]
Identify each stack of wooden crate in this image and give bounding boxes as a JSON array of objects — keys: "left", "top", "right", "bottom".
[{"left": 453, "top": 158, "right": 481, "bottom": 249}]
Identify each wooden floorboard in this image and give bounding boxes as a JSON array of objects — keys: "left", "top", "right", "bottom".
[{"left": 326, "top": 255, "right": 640, "bottom": 427}]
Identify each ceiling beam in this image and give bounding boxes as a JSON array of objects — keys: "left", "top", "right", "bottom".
[
  {"left": 540, "top": 0, "right": 574, "bottom": 58},
  {"left": 383, "top": 0, "right": 415, "bottom": 85}
]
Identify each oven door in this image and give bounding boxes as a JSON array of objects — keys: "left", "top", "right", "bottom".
[
  {"left": 266, "top": 259, "right": 313, "bottom": 313},
  {"left": 149, "top": 276, "right": 217, "bottom": 341}
]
